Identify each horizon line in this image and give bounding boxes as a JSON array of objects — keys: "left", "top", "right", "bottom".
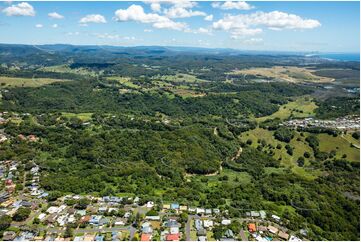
[{"left": 0, "top": 42, "right": 359, "bottom": 55}]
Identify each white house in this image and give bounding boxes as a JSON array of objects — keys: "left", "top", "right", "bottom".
[{"left": 221, "top": 219, "right": 231, "bottom": 225}]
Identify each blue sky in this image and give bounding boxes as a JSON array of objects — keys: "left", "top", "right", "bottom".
[{"left": 0, "top": 1, "right": 359, "bottom": 52}]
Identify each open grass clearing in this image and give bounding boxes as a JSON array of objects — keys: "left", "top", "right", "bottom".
[
  {"left": 228, "top": 66, "right": 334, "bottom": 83},
  {"left": 61, "top": 112, "right": 93, "bottom": 121},
  {"left": 153, "top": 73, "right": 209, "bottom": 83},
  {"left": 0, "top": 76, "right": 71, "bottom": 88},
  {"left": 317, "top": 133, "right": 359, "bottom": 162},
  {"left": 105, "top": 76, "right": 141, "bottom": 89},
  {"left": 38, "top": 64, "right": 98, "bottom": 76},
  {"left": 239, "top": 128, "right": 318, "bottom": 180},
  {"left": 172, "top": 88, "right": 206, "bottom": 98},
  {"left": 256, "top": 96, "right": 318, "bottom": 122}
]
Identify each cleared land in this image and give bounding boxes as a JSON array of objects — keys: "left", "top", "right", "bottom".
[
  {"left": 229, "top": 66, "right": 334, "bottom": 83},
  {"left": 106, "top": 74, "right": 207, "bottom": 98},
  {"left": 256, "top": 96, "right": 318, "bottom": 122},
  {"left": 240, "top": 127, "right": 360, "bottom": 175},
  {"left": 38, "top": 65, "right": 98, "bottom": 76},
  {"left": 105, "top": 76, "right": 141, "bottom": 89},
  {"left": 318, "top": 133, "right": 360, "bottom": 162},
  {"left": 152, "top": 73, "right": 209, "bottom": 83},
  {"left": 61, "top": 112, "right": 93, "bottom": 121},
  {"left": 240, "top": 128, "right": 318, "bottom": 180},
  {"left": 0, "top": 76, "right": 71, "bottom": 88}
]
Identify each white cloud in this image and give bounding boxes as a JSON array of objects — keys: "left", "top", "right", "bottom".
[
  {"left": 94, "top": 33, "right": 121, "bottom": 40},
  {"left": 35, "top": 24, "right": 43, "bottom": 28},
  {"left": 229, "top": 28, "right": 263, "bottom": 37},
  {"left": 204, "top": 14, "right": 213, "bottom": 21},
  {"left": 66, "top": 32, "right": 80, "bottom": 36},
  {"left": 242, "top": 38, "right": 263, "bottom": 44},
  {"left": 123, "top": 36, "right": 136, "bottom": 41},
  {"left": 114, "top": 4, "right": 187, "bottom": 31},
  {"left": 144, "top": 29, "right": 153, "bottom": 32},
  {"left": 48, "top": 12, "right": 64, "bottom": 19},
  {"left": 150, "top": 3, "right": 161, "bottom": 12},
  {"left": 2, "top": 2, "right": 35, "bottom": 16},
  {"left": 79, "top": 14, "right": 107, "bottom": 24},
  {"left": 212, "top": 1, "right": 254, "bottom": 10},
  {"left": 165, "top": 6, "right": 206, "bottom": 19},
  {"left": 52, "top": 24, "right": 58, "bottom": 28},
  {"left": 213, "top": 11, "right": 321, "bottom": 38},
  {"left": 144, "top": 0, "right": 197, "bottom": 9},
  {"left": 194, "top": 27, "right": 212, "bottom": 34},
  {"left": 94, "top": 33, "right": 138, "bottom": 42}
]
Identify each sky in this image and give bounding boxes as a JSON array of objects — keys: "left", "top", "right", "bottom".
[{"left": 0, "top": 1, "right": 359, "bottom": 52}]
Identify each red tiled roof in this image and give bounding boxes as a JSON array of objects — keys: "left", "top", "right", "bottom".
[
  {"left": 248, "top": 223, "right": 257, "bottom": 232},
  {"left": 166, "top": 233, "right": 179, "bottom": 241},
  {"left": 141, "top": 234, "right": 152, "bottom": 241}
]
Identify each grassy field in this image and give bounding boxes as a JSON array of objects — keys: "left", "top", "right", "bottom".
[
  {"left": 239, "top": 128, "right": 319, "bottom": 180},
  {"left": 106, "top": 76, "right": 141, "bottom": 89},
  {"left": 153, "top": 73, "right": 209, "bottom": 83},
  {"left": 38, "top": 65, "right": 98, "bottom": 76},
  {"left": 61, "top": 112, "right": 93, "bottom": 121},
  {"left": 229, "top": 66, "right": 334, "bottom": 83},
  {"left": 317, "top": 133, "right": 360, "bottom": 162},
  {"left": 171, "top": 88, "right": 206, "bottom": 98},
  {"left": 256, "top": 96, "right": 318, "bottom": 122},
  {"left": 190, "top": 168, "right": 252, "bottom": 188},
  {"left": 0, "top": 76, "right": 70, "bottom": 88}
]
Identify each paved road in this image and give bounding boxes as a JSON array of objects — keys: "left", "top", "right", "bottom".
[
  {"left": 44, "top": 226, "right": 131, "bottom": 234},
  {"left": 129, "top": 226, "right": 136, "bottom": 240},
  {"left": 185, "top": 215, "right": 201, "bottom": 241},
  {"left": 239, "top": 229, "right": 247, "bottom": 241}
]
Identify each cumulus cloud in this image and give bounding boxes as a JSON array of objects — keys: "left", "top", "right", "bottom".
[
  {"left": 204, "top": 15, "right": 213, "bottom": 21},
  {"left": 229, "top": 28, "right": 263, "bottom": 37},
  {"left": 144, "top": 29, "right": 153, "bottom": 32},
  {"left": 35, "top": 24, "right": 43, "bottom": 28},
  {"left": 212, "top": 1, "right": 254, "bottom": 10},
  {"left": 150, "top": 3, "right": 161, "bottom": 12},
  {"left": 213, "top": 11, "right": 321, "bottom": 37},
  {"left": 48, "top": 12, "right": 64, "bottom": 19},
  {"left": 165, "top": 6, "right": 206, "bottom": 18},
  {"left": 194, "top": 27, "right": 212, "bottom": 34},
  {"left": 79, "top": 14, "right": 107, "bottom": 24},
  {"left": 144, "top": 0, "right": 197, "bottom": 9},
  {"left": 114, "top": 4, "right": 187, "bottom": 31},
  {"left": 2, "top": 2, "right": 35, "bottom": 16}
]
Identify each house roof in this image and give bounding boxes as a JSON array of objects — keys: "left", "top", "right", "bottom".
[
  {"left": 248, "top": 223, "right": 257, "bottom": 232},
  {"left": 141, "top": 234, "right": 152, "bottom": 241},
  {"left": 267, "top": 225, "right": 279, "bottom": 234},
  {"left": 166, "top": 233, "right": 180, "bottom": 241},
  {"left": 170, "top": 203, "right": 179, "bottom": 209},
  {"left": 257, "top": 226, "right": 268, "bottom": 231},
  {"left": 278, "top": 231, "right": 289, "bottom": 240}
]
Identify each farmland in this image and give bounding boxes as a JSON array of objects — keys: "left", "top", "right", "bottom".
[
  {"left": 0, "top": 76, "right": 71, "bottom": 88},
  {"left": 229, "top": 66, "right": 334, "bottom": 83}
]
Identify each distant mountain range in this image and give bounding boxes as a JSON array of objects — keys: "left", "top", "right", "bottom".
[{"left": 1, "top": 43, "right": 351, "bottom": 57}]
